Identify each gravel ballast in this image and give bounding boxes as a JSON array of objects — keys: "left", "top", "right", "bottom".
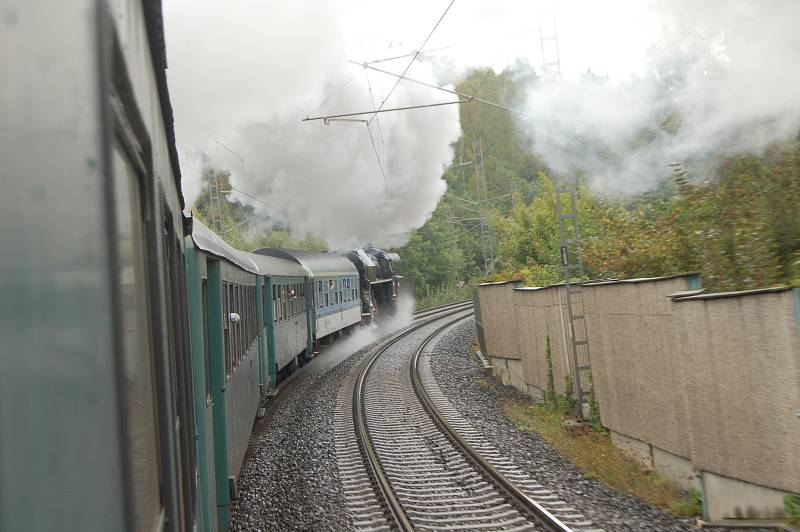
[
  {"left": 429, "top": 319, "right": 699, "bottom": 532},
  {"left": 229, "top": 315, "right": 718, "bottom": 531},
  {"left": 228, "top": 329, "right": 389, "bottom": 531}
]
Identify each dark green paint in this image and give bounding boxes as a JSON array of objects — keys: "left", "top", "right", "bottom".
[
  {"left": 185, "top": 248, "right": 212, "bottom": 532},
  {"left": 256, "top": 276, "right": 267, "bottom": 399},
  {"left": 305, "top": 278, "right": 314, "bottom": 354},
  {"left": 207, "top": 260, "right": 230, "bottom": 531},
  {"left": 686, "top": 273, "right": 701, "bottom": 290},
  {"left": 264, "top": 276, "right": 278, "bottom": 389}
]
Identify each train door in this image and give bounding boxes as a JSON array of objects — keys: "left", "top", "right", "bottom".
[
  {"left": 108, "top": 37, "right": 169, "bottom": 531},
  {"left": 161, "top": 210, "right": 198, "bottom": 531},
  {"left": 111, "top": 139, "right": 167, "bottom": 532}
]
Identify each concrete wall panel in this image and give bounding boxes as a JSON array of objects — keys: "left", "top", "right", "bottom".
[
  {"left": 477, "top": 276, "right": 800, "bottom": 509},
  {"left": 585, "top": 278, "right": 692, "bottom": 459},
  {"left": 477, "top": 282, "right": 522, "bottom": 360},
  {"left": 675, "top": 290, "right": 800, "bottom": 494}
]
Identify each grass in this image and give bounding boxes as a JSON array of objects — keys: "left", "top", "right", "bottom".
[{"left": 504, "top": 400, "right": 703, "bottom": 517}]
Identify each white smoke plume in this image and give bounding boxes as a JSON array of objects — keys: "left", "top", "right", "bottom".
[
  {"left": 518, "top": 0, "right": 800, "bottom": 196},
  {"left": 165, "top": 0, "right": 460, "bottom": 249}
]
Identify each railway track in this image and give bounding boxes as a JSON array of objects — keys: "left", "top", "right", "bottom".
[
  {"left": 412, "top": 299, "right": 473, "bottom": 320},
  {"left": 335, "top": 305, "right": 602, "bottom": 531}
]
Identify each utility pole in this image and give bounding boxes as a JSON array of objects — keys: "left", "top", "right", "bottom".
[
  {"left": 539, "top": 8, "right": 593, "bottom": 418},
  {"left": 538, "top": 9, "right": 562, "bottom": 82},
  {"left": 444, "top": 204, "right": 461, "bottom": 282}
]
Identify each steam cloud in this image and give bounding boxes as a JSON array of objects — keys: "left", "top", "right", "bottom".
[
  {"left": 518, "top": 0, "right": 800, "bottom": 196},
  {"left": 165, "top": 0, "right": 460, "bottom": 249}
]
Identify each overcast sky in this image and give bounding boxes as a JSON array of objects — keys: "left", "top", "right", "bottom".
[
  {"left": 164, "top": 0, "right": 800, "bottom": 246},
  {"left": 164, "top": 0, "right": 660, "bottom": 200}
]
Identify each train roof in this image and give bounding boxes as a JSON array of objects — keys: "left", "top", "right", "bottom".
[
  {"left": 252, "top": 248, "right": 358, "bottom": 278},
  {"left": 143, "top": 1, "right": 183, "bottom": 208},
  {"left": 189, "top": 219, "right": 307, "bottom": 277}
]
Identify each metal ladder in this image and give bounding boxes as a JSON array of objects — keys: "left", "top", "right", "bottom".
[{"left": 556, "top": 179, "right": 593, "bottom": 417}]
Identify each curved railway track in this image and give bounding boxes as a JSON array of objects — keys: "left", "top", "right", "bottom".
[{"left": 335, "top": 304, "right": 601, "bottom": 531}]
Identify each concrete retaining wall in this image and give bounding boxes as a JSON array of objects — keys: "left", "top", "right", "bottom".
[{"left": 476, "top": 276, "right": 800, "bottom": 520}]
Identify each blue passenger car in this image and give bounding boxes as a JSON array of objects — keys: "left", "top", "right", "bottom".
[{"left": 253, "top": 249, "right": 361, "bottom": 344}]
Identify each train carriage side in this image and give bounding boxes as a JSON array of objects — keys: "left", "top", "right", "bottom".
[
  {"left": 186, "top": 221, "right": 309, "bottom": 531},
  {"left": 2, "top": 2, "right": 197, "bottom": 532},
  {"left": 249, "top": 255, "right": 310, "bottom": 382},
  {"left": 253, "top": 249, "right": 361, "bottom": 344}
]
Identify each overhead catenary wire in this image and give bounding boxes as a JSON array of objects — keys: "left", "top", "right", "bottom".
[
  {"left": 214, "top": 139, "right": 248, "bottom": 194},
  {"left": 349, "top": 61, "right": 518, "bottom": 114},
  {"left": 304, "top": 76, "right": 357, "bottom": 120},
  {"left": 303, "top": 99, "right": 469, "bottom": 122},
  {"left": 362, "top": 28, "right": 537, "bottom": 66},
  {"left": 366, "top": 0, "right": 457, "bottom": 125},
  {"left": 228, "top": 185, "right": 288, "bottom": 217},
  {"left": 366, "top": 122, "right": 388, "bottom": 181},
  {"left": 364, "top": 68, "right": 389, "bottom": 179}
]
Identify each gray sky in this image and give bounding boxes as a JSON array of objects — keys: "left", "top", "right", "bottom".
[
  {"left": 164, "top": 0, "right": 657, "bottom": 203},
  {"left": 164, "top": 0, "right": 800, "bottom": 245}
]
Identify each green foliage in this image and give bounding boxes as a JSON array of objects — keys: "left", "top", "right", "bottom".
[
  {"left": 414, "top": 283, "right": 473, "bottom": 311},
  {"left": 587, "top": 377, "right": 605, "bottom": 433},
  {"left": 544, "top": 333, "right": 556, "bottom": 406},
  {"left": 492, "top": 145, "right": 800, "bottom": 292},
  {"left": 392, "top": 201, "right": 468, "bottom": 295},
  {"left": 563, "top": 374, "right": 577, "bottom": 417},
  {"left": 786, "top": 493, "right": 800, "bottom": 525},
  {"left": 669, "top": 488, "right": 703, "bottom": 517}
]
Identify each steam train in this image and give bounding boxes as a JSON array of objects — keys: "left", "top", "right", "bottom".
[{"left": 1, "top": 2, "right": 403, "bottom": 532}]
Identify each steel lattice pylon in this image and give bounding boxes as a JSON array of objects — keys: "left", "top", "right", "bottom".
[
  {"left": 207, "top": 170, "right": 224, "bottom": 234},
  {"left": 472, "top": 139, "right": 494, "bottom": 276}
]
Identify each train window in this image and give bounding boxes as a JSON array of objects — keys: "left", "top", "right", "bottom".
[
  {"left": 248, "top": 286, "right": 252, "bottom": 344},
  {"left": 112, "top": 145, "right": 163, "bottom": 529},
  {"left": 247, "top": 285, "right": 252, "bottom": 348},
  {"left": 246, "top": 285, "right": 251, "bottom": 348},
  {"left": 202, "top": 280, "right": 211, "bottom": 401},
  {"left": 242, "top": 285, "right": 246, "bottom": 355},
  {"left": 262, "top": 285, "right": 267, "bottom": 328},
  {"left": 241, "top": 284, "right": 245, "bottom": 359},
  {"left": 237, "top": 284, "right": 243, "bottom": 362},
  {"left": 236, "top": 284, "right": 240, "bottom": 364},
  {"left": 244, "top": 286, "right": 249, "bottom": 348},
  {"left": 223, "top": 281, "right": 231, "bottom": 376},
  {"left": 232, "top": 283, "right": 238, "bottom": 368},
  {"left": 272, "top": 284, "right": 278, "bottom": 324}
]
